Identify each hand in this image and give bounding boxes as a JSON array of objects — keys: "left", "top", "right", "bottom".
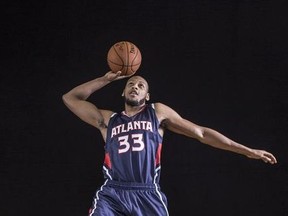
[
  {"left": 248, "top": 149, "right": 277, "bottom": 164},
  {"left": 104, "top": 71, "right": 134, "bottom": 82}
]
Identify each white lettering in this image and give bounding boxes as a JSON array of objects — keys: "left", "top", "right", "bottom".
[{"left": 111, "top": 121, "right": 153, "bottom": 138}]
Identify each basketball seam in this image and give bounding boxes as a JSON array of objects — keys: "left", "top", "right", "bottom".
[
  {"left": 112, "top": 45, "right": 124, "bottom": 72},
  {"left": 123, "top": 42, "right": 129, "bottom": 75},
  {"left": 130, "top": 46, "right": 140, "bottom": 73},
  {"left": 107, "top": 60, "right": 141, "bottom": 67}
]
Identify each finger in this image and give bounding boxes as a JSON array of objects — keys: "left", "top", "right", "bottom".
[
  {"left": 266, "top": 157, "right": 271, "bottom": 163},
  {"left": 265, "top": 156, "right": 276, "bottom": 164},
  {"left": 115, "top": 71, "right": 122, "bottom": 76},
  {"left": 265, "top": 153, "right": 277, "bottom": 164}
]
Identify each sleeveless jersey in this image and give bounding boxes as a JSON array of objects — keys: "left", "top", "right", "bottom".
[{"left": 103, "top": 103, "right": 163, "bottom": 184}]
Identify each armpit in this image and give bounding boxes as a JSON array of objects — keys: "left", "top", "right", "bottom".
[
  {"left": 97, "top": 119, "right": 107, "bottom": 129},
  {"left": 160, "top": 119, "right": 168, "bottom": 129}
]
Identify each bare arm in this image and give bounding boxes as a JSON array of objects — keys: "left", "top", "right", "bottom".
[
  {"left": 62, "top": 71, "right": 130, "bottom": 139},
  {"left": 155, "top": 102, "right": 277, "bottom": 164}
]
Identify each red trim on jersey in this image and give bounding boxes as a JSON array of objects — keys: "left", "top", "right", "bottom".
[
  {"left": 104, "top": 153, "right": 112, "bottom": 169},
  {"left": 155, "top": 143, "right": 162, "bottom": 166}
]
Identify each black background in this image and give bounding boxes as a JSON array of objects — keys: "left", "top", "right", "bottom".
[{"left": 1, "top": 0, "right": 288, "bottom": 215}]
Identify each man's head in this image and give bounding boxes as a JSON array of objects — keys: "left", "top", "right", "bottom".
[{"left": 122, "top": 76, "right": 150, "bottom": 107}]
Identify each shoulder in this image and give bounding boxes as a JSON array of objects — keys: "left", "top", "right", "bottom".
[
  {"left": 153, "top": 102, "right": 173, "bottom": 112},
  {"left": 151, "top": 102, "right": 177, "bottom": 123},
  {"left": 100, "top": 109, "right": 115, "bottom": 117}
]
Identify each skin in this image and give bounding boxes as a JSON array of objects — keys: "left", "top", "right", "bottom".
[{"left": 62, "top": 71, "right": 277, "bottom": 164}]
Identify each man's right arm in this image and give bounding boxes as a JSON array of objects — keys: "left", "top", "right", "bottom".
[{"left": 62, "top": 71, "right": 124, "bottom": 132}]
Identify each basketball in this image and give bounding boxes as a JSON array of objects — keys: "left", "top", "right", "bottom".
[{"left": 107, "top": 41, "right": 142, "bottom": 76}]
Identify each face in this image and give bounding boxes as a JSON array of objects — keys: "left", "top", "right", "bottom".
[{"left": 123, "top": 76, "right": 150, "bottom": 107}]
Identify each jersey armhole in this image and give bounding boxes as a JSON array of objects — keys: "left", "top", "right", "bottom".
[{"left": 110, "top": 112, "right": 117, "bottom": 118}]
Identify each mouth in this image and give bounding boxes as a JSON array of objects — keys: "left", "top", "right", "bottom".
[{"left": 129, "top": 91, "right": 138, "bottom": 96}]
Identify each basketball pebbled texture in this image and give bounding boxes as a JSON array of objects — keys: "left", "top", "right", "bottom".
[{"left": 107, "top": 41, "right": 142, "bottom": 75}]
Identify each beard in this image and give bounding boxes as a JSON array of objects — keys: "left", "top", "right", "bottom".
[{"left": 124, "top": 97, "right": 146, "bottom": 107}]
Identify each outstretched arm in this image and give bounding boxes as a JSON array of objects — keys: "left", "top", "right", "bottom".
[
  {"left": 62, "top": 71, "right": 129, "bottom": 137},
  {"left": 155, "top": 103, "right": 277, "bottom": 164}
]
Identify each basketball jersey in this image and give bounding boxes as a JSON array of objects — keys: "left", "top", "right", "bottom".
[{"left": 103, "top": 103, "right": 163, "bottom": 184}]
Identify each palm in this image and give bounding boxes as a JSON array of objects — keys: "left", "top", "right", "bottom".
[{"left": 106, "top": 71, "right": 133, "bottom": 81}]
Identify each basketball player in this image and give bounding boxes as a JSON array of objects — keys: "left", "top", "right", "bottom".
[{"left": 62, "top": 71, "right": 277, "bottom": 216}]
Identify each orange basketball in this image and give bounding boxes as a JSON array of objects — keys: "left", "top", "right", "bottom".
[{"left": 107, "top": 41, "right": 142, "bottom": 76}]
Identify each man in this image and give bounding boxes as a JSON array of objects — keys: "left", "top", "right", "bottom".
[{"left": 62, "top": 71, "right": 277, "bottom": 216}]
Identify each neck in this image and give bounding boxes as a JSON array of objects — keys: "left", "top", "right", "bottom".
[{"left": 124, "top": 103, "right": 146, "bottom": 117}]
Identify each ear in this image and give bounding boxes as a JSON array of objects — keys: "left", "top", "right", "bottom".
[
  {"left": 146, "top": 93, "right": 150, "bottom": 101},
  {"left": 121, "top": 91, "right": 124, "bottom": 97}
]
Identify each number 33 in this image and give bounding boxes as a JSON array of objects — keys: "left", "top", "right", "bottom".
[{"left": 118, "top": 134, "right": 145, "bottom": 154}]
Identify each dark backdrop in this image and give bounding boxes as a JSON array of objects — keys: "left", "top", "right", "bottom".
[{"left": 1, "top": 0, "right": 288, "bottom": 215}]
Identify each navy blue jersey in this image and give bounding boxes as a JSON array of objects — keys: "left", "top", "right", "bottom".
[{"left": 103, "top": 103, "right": 163, "bottom": 184}]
